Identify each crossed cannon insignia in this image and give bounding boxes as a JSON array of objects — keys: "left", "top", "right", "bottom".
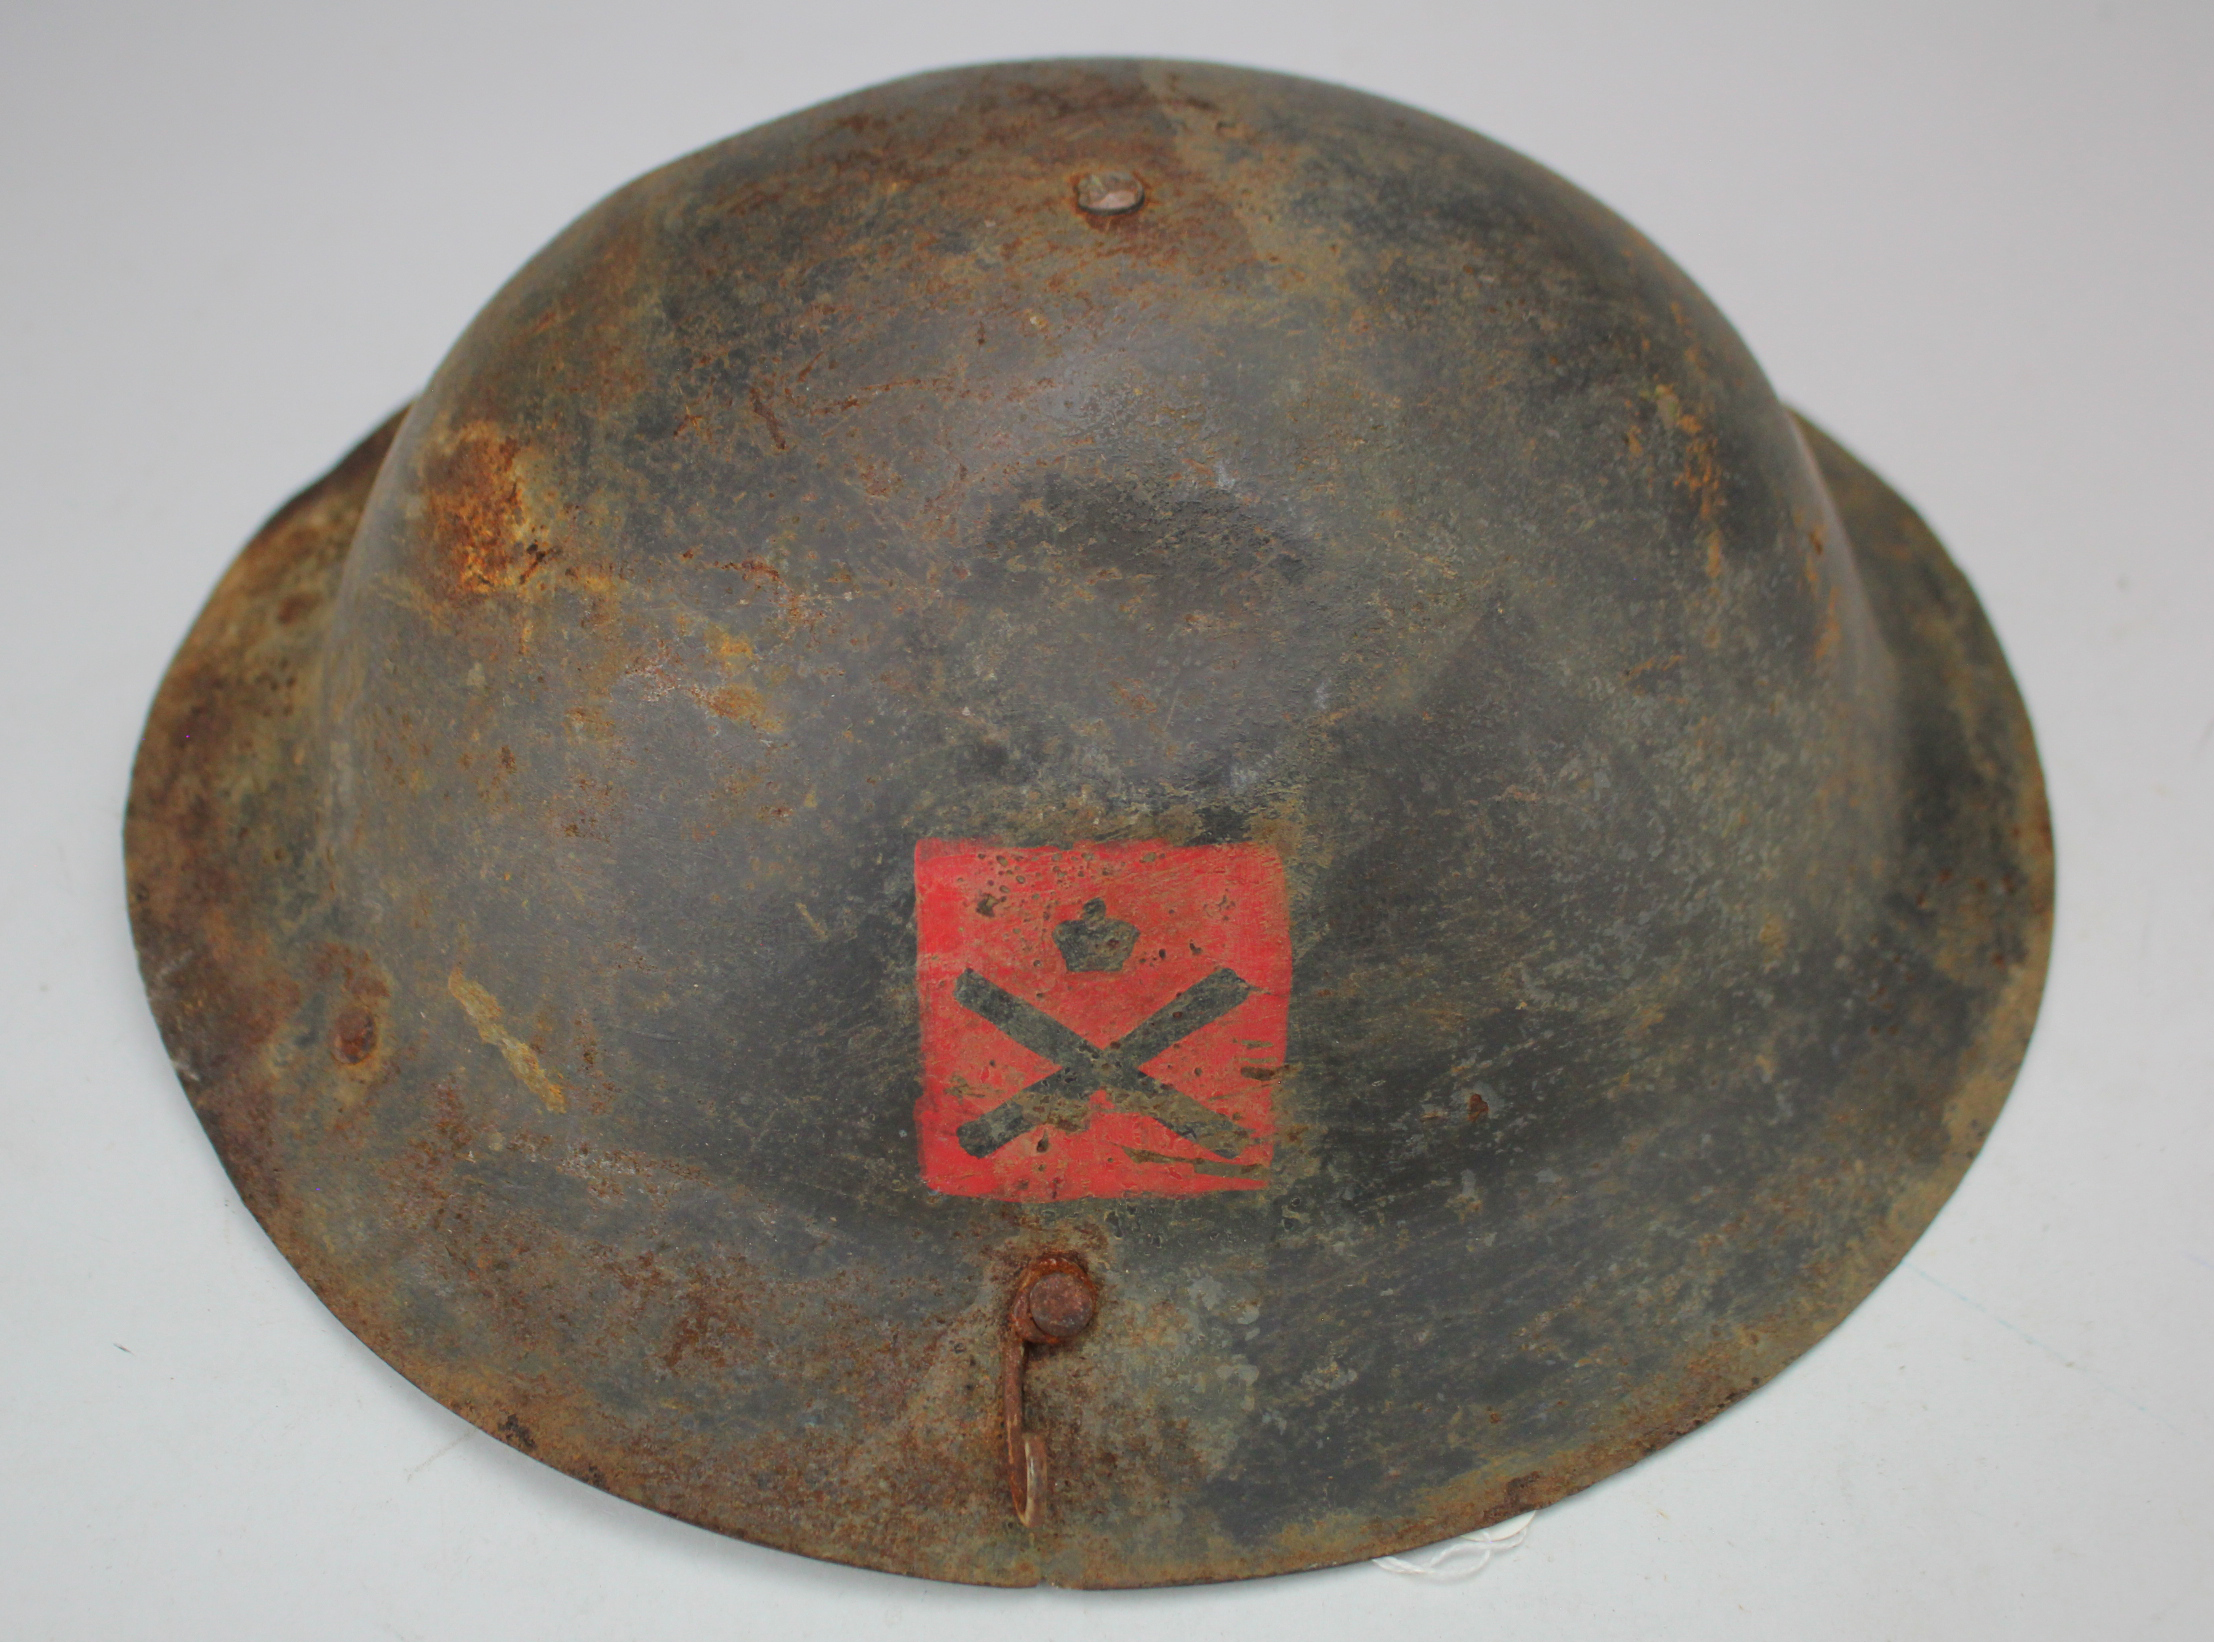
[{"left": 952, "top": 900, "right": 1261, "bottom": 1160}]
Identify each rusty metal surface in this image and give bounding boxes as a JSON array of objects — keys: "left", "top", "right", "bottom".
[{"left": 125, "top": 60, "right": 2051, "bottom": 1587}]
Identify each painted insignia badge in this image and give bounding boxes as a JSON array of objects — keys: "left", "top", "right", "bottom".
[{"left": 914, "top": 841, "right": 1290, "bottom": 1199}]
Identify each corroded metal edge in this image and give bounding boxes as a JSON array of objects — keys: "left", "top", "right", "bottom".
[
  {"left": 124, "top": 407, "right": 2052, "bottom": 1586},
  {"left": 128, "top": 409, "right": 408, "bottom": 1231}
]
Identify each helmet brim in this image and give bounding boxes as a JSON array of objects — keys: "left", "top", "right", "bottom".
[{"left": 125, "top": 406, "right": 2050, "bottom": 1586}]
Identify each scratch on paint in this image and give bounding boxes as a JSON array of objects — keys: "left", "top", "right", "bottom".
[
  {"left": 1903, "top": 1260, "right": 2182, "bottom": 1436},
  {"left": 448, "top": 965, "right": 568, "bottom": 1111},
  {"left": 405, "top": 1432, "right": 475, "bottom": 1480}
]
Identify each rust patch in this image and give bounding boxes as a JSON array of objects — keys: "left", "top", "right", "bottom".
[
  {"left": 448, "top": 966, "right": 569, "bottom": 1112},
  {"left": 693, "top": 681, "right": 782, "bottom": 731},
  {"left": 331, "top": 1006, "right": 378, "bottom": 1065},
  {"left": 419, "top": 421, "right": 549, "bottom": 597}
]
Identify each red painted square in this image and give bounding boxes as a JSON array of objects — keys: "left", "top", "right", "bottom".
[{"left": 914, "top": 840, "right": 1290, "bottom": 1200}]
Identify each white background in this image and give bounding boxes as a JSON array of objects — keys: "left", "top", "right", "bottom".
[{"left": 3, "top": 2, "right": 2209, "bottom": 1637}]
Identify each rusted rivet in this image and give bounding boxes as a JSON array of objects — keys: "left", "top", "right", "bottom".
[
  {"left": 331, "top": 1006, "right": 378, "bottom": 1065},
  {"left": 1026, "top": 1268, "right": 1097, "bottom": 1340},
  {"left": 1003, "top": 1255, "right": 1099, "bottom": 1527},
  {"left": 1075, "top": 170, "right": 1145, "bottom": 215}
]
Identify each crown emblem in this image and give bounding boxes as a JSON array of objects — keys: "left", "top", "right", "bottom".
[{"left": 1053, "top": 899, "right": 1139, "bottom": 973}]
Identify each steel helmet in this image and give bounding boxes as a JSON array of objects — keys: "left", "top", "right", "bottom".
[{"left": 127, "top": 59, "right": 2050, "bottom": 1586}]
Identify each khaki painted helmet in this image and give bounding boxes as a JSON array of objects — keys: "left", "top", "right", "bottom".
[{"left": 127, "top": 59, "right": 2050, "bottom": 1587}]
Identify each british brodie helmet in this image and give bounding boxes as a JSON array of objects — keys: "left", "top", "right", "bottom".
[{"left": 128, "top": 61, "right": 2051, "bottom": 1586}]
